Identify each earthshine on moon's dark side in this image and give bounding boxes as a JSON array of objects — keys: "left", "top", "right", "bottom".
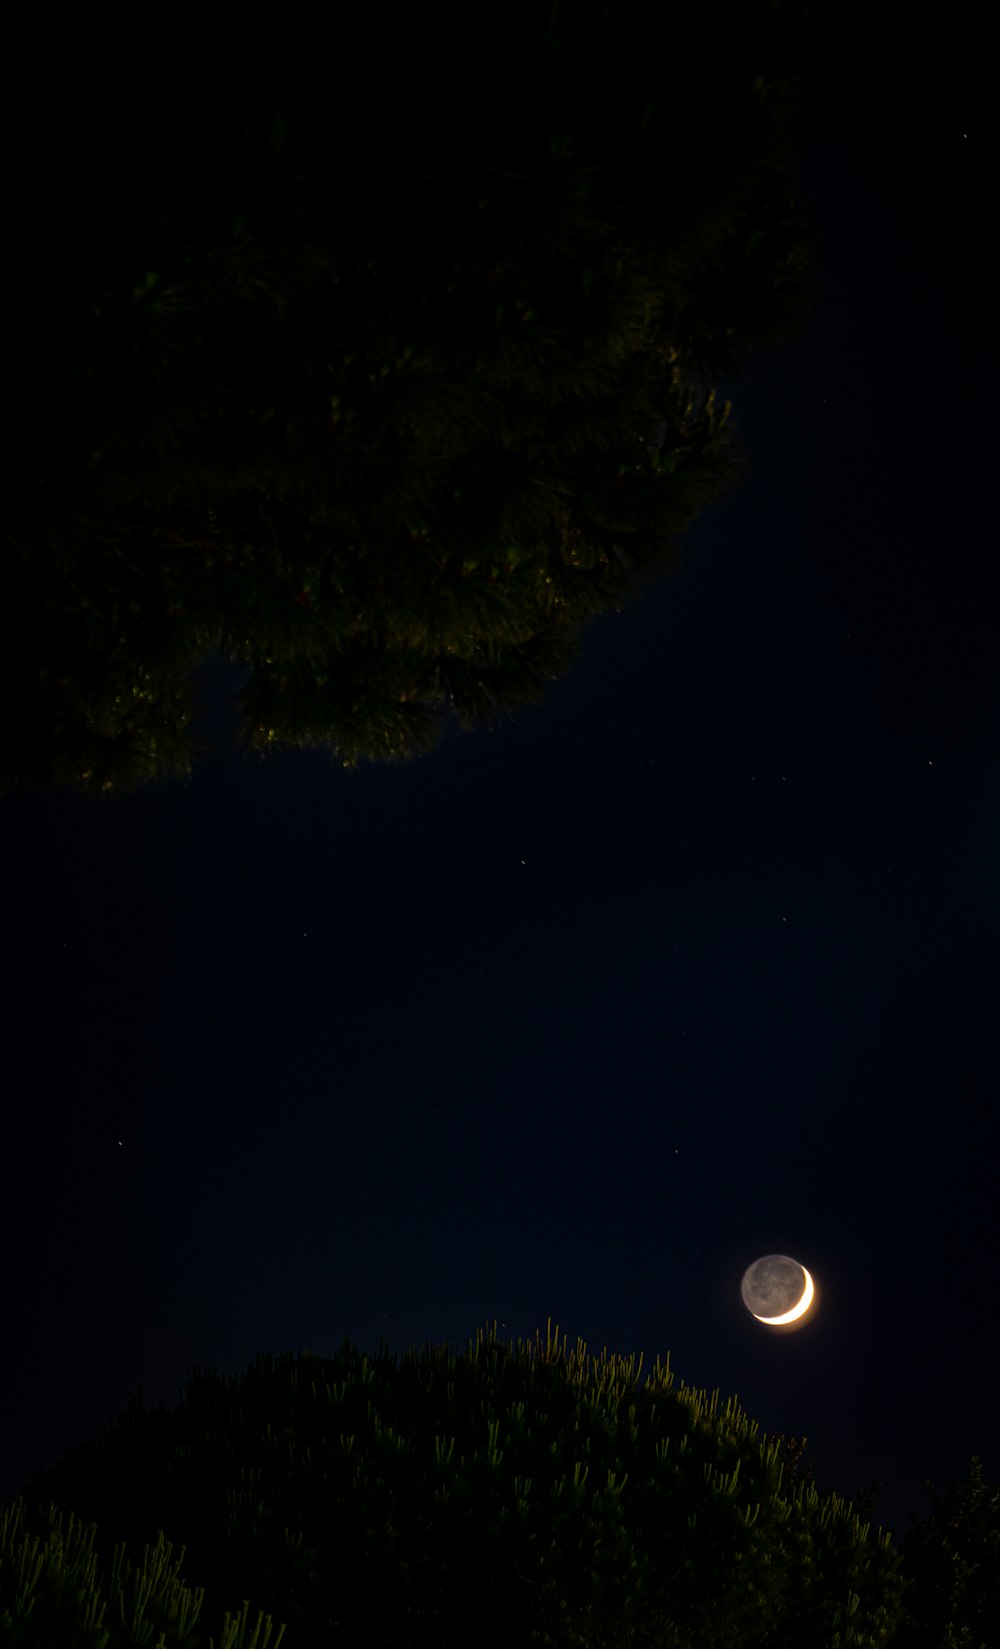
[{"left": 741, "top": 1255, "right": 814, "bottom": 1327}]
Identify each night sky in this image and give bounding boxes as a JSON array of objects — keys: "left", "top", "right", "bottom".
[{"left": 2, "top": 7, "right": 995, "bottom": 1550}]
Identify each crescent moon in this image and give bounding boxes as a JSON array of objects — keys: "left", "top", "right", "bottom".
[
  {"left": 740, "top": 1254, "right": 815, "bottom": 1326},
  {"left": 755, "top": 1265, "right": 813, "bottom": 1324}
]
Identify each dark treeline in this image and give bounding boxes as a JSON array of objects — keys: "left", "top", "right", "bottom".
[
  {"left": 3, "top": 1324, "right": 996, "bottom": 1648},
  {"left": 1, "top": 2, "right": 822, "bottom": 798}
]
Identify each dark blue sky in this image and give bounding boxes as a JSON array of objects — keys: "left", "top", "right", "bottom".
[{"left": 2, "top": 8, "right": 995, "bottom": 1546}]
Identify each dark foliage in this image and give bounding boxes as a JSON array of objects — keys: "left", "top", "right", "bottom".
[
  {"left": 892, "top": 1456, "right": 1000, "bottom": 1649},
  {"left": 15, "top": 1322, "right": 903, "bottom": 1649},
  {"left": 0, "top": 1497, "right": 285, "bottom": 1648},
  {"left": 1, "top": 3, "right": 822, "bottom": 797}
]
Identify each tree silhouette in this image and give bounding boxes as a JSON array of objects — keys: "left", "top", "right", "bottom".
[
  {"left": 0, "top": 1496, "right": 285, "bottom": 1649},
  {"left": 893, "top": 1455, "right": 1000, "bottom": 1648},
  {"left": 1, "top": 3, "right": 822, "bottom": 798},
  {"left": 15, "top": 1321, "right": 903, "bottom": 1649}
]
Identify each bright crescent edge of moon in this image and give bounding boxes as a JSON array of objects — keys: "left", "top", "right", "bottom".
[{"left": 753, "top": 1264, "right": 814, "bottom": 1324}]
